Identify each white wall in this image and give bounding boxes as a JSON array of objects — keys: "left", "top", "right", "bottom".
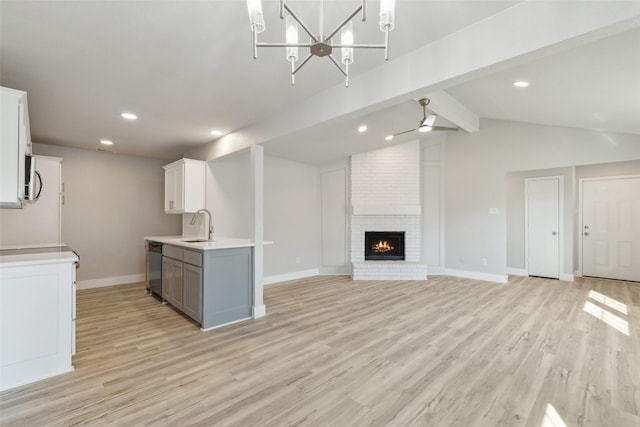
[
  {"left": 445, "top": 119, "right": 640, "bottom": 279},
  {"left": 263, "top": 155, "right": 321, "bottom": 281},
  {"left": 32, "top": 143, "right": 182, "bottom": 287},
  {"left": 184, "top": 150, "right": 253, "bottom": 239}
]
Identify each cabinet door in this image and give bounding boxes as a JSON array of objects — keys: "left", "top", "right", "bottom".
[
  {"left": 183, "top": 264, "right": 202, "bottom": 322},
  {"left": 164, "top": 163, "right": 186, "bottom": 213},
  {"left": 164, "top": 167, "right": 176, "bottom": 212},
  {"left": 0, "top": 88, "right": 27, "bottom": 208},
  {"left": 172, "top": 260, "right": 184, "bottom": 309},
  {"left": 173, "top": 163, "right": 185, "bottom": 212},
  {"left": 162, "top": 257, "right": 173, "bottom": 302}
]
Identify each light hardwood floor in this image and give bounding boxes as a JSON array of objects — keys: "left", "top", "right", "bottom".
[{"left": 1, "top": 275, "right": 638, "bottom": 426}]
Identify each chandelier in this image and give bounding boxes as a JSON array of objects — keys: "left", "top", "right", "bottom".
[{"left": 246, "top": 0, "right": 396, "bottom": 87}]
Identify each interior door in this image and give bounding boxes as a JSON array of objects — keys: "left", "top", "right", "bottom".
[
  {"left": 582, "top": 177, "right": 640, "bottom": 282},
  {"left": 527, "top": 178, "right": 560, "bottom": 279}
]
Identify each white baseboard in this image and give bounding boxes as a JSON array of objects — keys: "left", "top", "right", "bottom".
[
  {"left": 318, "top": 266, "right": 351, "bottom": 275},
  {"left": 560, "top": 273, "right": 575, "bottom": 282},
  {"left": 201, "top": 317, "right": 252, "bottom": 332},
  {"left": 77, "top": 273, "right": 144, "bottom": 290},
  {"left": 506, "top": 267, "right": 528, "bottom": 276},
  {"left": 443, "top": 268, "right": 509, "bottom": 284},
  {"left": 253, "top": 304, "right": 266, "bottom": 318},
  {"left": 427, "top": 265, "right": 445, "bottom": 275},
  {"left": 263, "top": 268, "right": 319, "bottom": 285}
]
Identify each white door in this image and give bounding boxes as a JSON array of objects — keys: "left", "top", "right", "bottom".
[
  {"left": 582, "top": 177, "right": 640, "bottom": 282},
  {"left": 527, "top": 178, "right": 560, "bottom": 279}
]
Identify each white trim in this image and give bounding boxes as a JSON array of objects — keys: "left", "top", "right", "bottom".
[
  {"left": 351, "top": 205, "right": 422, "bottom": 216},
  {"left": 319, "top": 266, "right": 351, "bottom": 275},
  {"left": 560, "top": 273, "right": 575, "bottom": 282},
  {"left": 0, "top": 366, "right": 74, "bottom": 392},
  {"left": 506, "top": 267, "right": 528, "bottom": 276},
  {"left": 578, "top": 174, "right": 640, "bottom": 278},
  {"left": 252, "top": 304, "right": 266, "bottom": 318},
  {"left": 427, "top": 266, "right": 444, "bottom": 275},
  {"left": 263, "top": 268, "right": 319, "bottom": 285},
  {"left": 443, "top": 268, "right": 508, "bottom": 284},
  {"left": 525, "top": 176, "right": 564, "bottom": 280},
  {"left": 76, "top": 273, "right": 144, "bottom": 290},
  {"left": 201, "top": 316, "right": 252, "bottom": 332}
]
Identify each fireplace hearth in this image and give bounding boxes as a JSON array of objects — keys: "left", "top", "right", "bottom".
[{"left": 365, "top": 231, "right": 405, "bottom": 261}]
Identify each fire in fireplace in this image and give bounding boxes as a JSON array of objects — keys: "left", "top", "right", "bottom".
[{"left": 365, "top": 231, "right": 405, "bottom": 261}]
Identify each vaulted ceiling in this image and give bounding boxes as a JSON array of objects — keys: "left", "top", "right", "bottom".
[{"left": 1, "top": 1, "right": 639, "bottom": 164}]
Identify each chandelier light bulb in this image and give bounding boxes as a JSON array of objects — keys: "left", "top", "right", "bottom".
[
  {"left": 285, "top": 15, "right": 299, "bottom": 62},
  {"left": 379, "top": 0, "right": 396, "bottom": 32},
  {"left": 341, "top": 21, "right": 354, "bottom": 65},
  {"left": 246, "top": 0, "right": 265, "bottom": 33}
]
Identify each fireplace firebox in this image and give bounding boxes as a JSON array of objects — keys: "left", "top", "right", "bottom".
[{"left": 364, "top": 231, "right": 405, "bottom": 261}]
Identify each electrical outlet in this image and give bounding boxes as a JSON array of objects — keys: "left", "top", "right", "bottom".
[{"left": 481, "top": 258, "right": 487, "bottom": 266}]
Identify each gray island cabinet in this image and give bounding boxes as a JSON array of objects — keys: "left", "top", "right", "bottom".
[{"left": 160, "top": 242, "right": 253, "bottom": 330}]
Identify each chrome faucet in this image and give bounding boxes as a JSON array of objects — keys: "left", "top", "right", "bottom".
[{"left": 190, "top": 209, "right": 214, "bottom": 241}]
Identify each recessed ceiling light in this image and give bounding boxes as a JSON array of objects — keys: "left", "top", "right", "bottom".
[
  {"left": 513, "top": 81, "right": 529, "bottom": 88},
  {"left": 385, "top": 135, "right": 394, "bottom": 141},
  {"left": 358, "top": 125, "right": 367, "bottom": 133},
  {"left": 100, "top": 140, "right": 114, "bottom": 145},
  {"left": 121, "top": 112, "right": 138, "bottom": 120},
  {"left": 210, "top": 130, "right": 224, "bottom": 136}
]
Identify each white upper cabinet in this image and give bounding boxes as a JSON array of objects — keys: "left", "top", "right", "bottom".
[
  {"left": 163, "top": 158, "right": 205, "bottom": 214},
  {"left": 1, "top": 87, "right": 32, "bottom": 209}
]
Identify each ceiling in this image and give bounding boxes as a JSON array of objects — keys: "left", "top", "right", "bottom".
[{"left": 1, "top": 1, "right": 639, "bottom": 164}]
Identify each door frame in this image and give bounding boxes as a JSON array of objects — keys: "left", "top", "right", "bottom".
[
  {"left": 525, "top": 175, "right": 564, "bottom": 279},
  {"left": 578, "top": 174, "right": 640, "bottom": 278}
]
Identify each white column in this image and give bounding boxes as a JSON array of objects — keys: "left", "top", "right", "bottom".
[{"left": 251, "top": 144, "right": 265, "bottom": 318}]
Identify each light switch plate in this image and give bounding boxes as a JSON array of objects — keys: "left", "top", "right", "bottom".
[{"left": 488, "top": 208, "right": 499, "bottom": 215}]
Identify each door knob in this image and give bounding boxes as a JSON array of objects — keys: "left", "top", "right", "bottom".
[
  {"left": 552, "top": 231, "right": 558, "bottom": 236},
  {"left": 584, "top": 225, "right": 589, "bottom": 229},
  {"left": 584, "top": 232, "right": 589, "bottom": 236}
]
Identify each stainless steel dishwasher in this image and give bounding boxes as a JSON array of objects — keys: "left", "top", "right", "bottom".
[{"left": 146, "top": 241, "right": 162, "bottom": 296}]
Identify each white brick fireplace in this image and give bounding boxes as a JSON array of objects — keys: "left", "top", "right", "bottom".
[{"left": 350, "top": 141, "right": 427, "bottom": 280}]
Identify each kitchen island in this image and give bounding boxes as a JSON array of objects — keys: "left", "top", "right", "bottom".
[
  {"left": 0, "top": 244, "right": 78, "bottom": 391},
  {"left": 144, "top": 236, "right": 258, "bottom": 331}
]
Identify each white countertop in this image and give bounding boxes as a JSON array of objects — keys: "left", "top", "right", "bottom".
[
  {"left": 0, "top": 244, "right": 78, "bottom": 267},
  {"left": 144, "top": 236, "right": 271, "bottom": 251}
]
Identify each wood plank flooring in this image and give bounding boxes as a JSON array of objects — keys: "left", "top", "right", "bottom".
[{"left": 1, "top": 275, "right": 638, "bottom": 426}]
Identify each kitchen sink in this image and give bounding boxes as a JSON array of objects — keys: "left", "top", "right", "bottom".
[{"left": 182, "top": 239, "right": 214, "bottom": 243}]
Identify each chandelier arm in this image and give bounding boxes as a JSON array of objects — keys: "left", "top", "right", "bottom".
[
  {"left": 362, "top": 0, "right": 367, "bottom": 21},
  {"left": 327, "top": 54, "right": 347, "bottom": 77},
  {"left": 283, "top": 3, "right": 318, "bottom": 43},
  {"left": 257, "top": 43, "right": 313, "bottom": 48},
  {"left": 331, "top": 44, "right": 386, "bottom": 49},
  {"left": 324, "top": 5, "right": 363, "bottom": 42},
  {"left": 293, "top": 54, "right": 313, "bottom": 75},
  {"left": 280, "top": 0, "right": 285, "bottom": 19}
]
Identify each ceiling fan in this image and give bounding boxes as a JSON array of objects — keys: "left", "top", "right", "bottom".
[{"left": 387, "top": 98, "right": 458, "bottom": 140}]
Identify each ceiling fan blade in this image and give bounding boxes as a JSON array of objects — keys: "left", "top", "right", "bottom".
[
  {"left": 392, "top": 128, "right": 417, "bottom": 137},
  {"left": 431, "top": 126, "right": 459, "bottom": 132},
  {"left": 424, "top": 114, "right": 437, "bottom": 127}
]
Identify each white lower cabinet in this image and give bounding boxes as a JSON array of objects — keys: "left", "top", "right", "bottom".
[{"left": 0, "top": 259, "right": 76, "bottom": 391}]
